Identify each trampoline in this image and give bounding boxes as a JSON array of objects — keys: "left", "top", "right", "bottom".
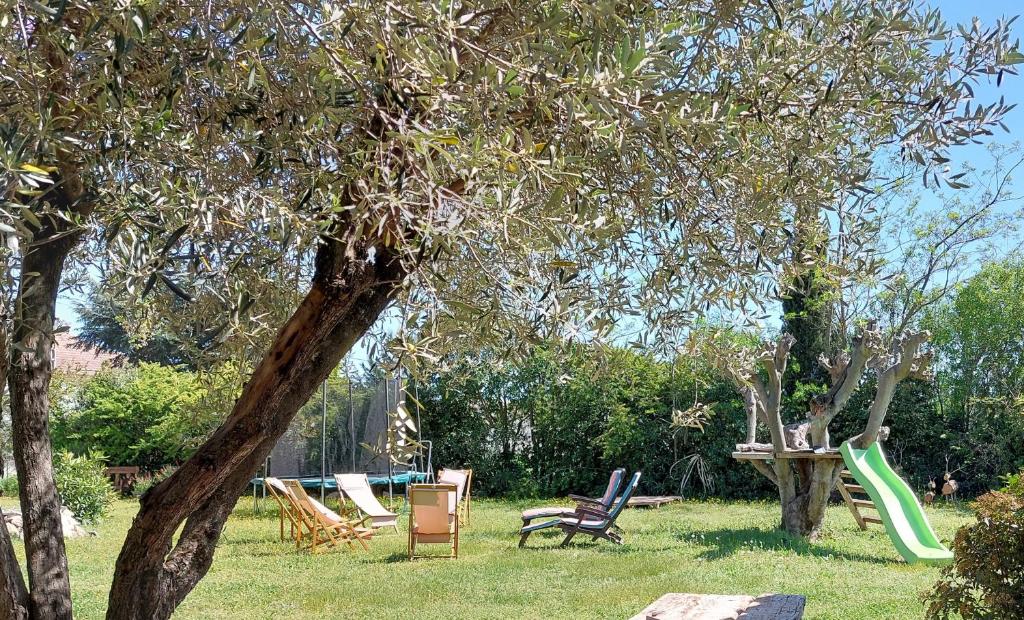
[{"left": 250, "top": 471, "right": 428, "bottom": 492}]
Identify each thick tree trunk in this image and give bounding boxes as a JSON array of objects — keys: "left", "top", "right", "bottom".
[
  {"left": 106, "top": 235, "right": 406, "bottom": 620},
  {"left": 775, "top": 459, "right": 843, "bottom": 539},
  {"left": 8, "top": 202, "right": 88, "bottom": 619}
]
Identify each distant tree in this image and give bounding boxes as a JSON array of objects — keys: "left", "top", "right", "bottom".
[
  {"left": 74, "top": 289, "right": 197, "bottom": 368},
  {"left": 922, "top": 257, "right": 1024, "bottom": 491}
]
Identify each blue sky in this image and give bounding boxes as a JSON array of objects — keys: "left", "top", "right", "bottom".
[
  {"left": 924, "top": 1, "right": 1023, "bottom": 189},
  {"left": 55, "top": 1, "right": 1024, "bottom": 366}
]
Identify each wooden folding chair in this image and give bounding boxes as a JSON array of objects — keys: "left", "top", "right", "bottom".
[
  {"left": 438, "top": 468, "right": 473, "bottom": 526},
  {"left": 408, "top": 483, "right": 459, "bottom": 560},
  {"left": 264, "top": 477, "right": 304, "bottom": 545},
  {"left": 282, "top": 479, "right": 373, "bottom": 553},
  {"left": 520, "top": 468, "right": 626, "bottom": 529}
]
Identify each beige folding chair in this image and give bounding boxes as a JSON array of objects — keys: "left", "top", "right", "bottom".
[
  {"left": 438, "top": 468, "right": 473, "bottom": 526},
  {"left": 335, "top": 474, "right": 399, "bottom": 532},
  {"left": 282, "top": 480, "right": 373, "bottom": 553},
  {"left": 408, "top": 483, "right": 459, "bottom": 560},
  {"left": 264, "top": 477, "right": 304, "bottom": 545}
]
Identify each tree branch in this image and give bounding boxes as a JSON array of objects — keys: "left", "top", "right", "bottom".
[
  {"left": 748, "top": 460, "right": 779, "bottom": 486},
  {"left": 817, "top": 320, "right": 882, "bottom": 424},
  {"left": 760, "top": 334, "right": 794, "bottom": 449},
  {"left": 850, "top": 329, "right": 931, "bottom": 448}
]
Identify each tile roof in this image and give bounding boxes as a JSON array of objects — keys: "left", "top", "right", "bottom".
[{"left": 53, "top": 333, "right": 120, "bottom": 375}]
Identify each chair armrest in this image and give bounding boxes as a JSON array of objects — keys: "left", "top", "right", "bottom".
[{"left": 573, "top": 505, "right": 611, "bottom": 521}]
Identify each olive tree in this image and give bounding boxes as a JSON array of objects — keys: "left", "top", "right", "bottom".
[
  {"left": 1, "top": 1, "right": 1020, "bottom": 618},
  {"left": 708, "top": 321, "right": 932, "bottom": 538}
]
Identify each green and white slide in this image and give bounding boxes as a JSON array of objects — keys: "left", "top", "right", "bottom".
[{"left": 839, "top": 441, "right": 954, "bottom": 566}]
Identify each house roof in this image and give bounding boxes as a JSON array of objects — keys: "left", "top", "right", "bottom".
[{"left": 53, "top": 333, "right": 119, "bottom": 375}]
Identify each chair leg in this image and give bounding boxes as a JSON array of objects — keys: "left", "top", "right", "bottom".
[
  {"left": 519, "top": 531, "right": 531, "bottom": 548},
  {"left": 560, "top": 530, "right": 576, "bottom": 547}
]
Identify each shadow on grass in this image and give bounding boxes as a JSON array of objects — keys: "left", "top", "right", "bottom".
[{"left": 677, "top": 527, "right": 893, "bottom": 564}]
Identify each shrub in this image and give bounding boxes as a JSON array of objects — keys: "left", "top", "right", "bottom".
[
  {"left": 53, "top": 451, "right": 114, "bottom": 524},
  {"left": 132, "top": 465, "right": 177, "bottom": 499},
  {"left": 923, "top": 468, "right": 1024, "bottom": 619},
  {"left": 51, "top": 363, "right": 232, "bottom": 470},
  {"left": 0, "top": 476, "right": 17, "bottom": 497}
]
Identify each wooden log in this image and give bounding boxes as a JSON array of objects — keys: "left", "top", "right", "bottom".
[{"left": 627, "top": 496, "right": 682, "bottom": 509}]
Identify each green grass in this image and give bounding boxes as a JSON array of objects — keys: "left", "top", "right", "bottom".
[{"left": 3, "top": 497, "right": 969, "bottom": 619}]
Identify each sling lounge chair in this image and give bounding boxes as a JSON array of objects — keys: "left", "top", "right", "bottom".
[
  {"left": 408, "top": 483, "right": 459, "bottom": 559},
  {"left": 282, "top": 479, "right": 373, "bottom": 553},
  {"left": 264, "top": 477, "right": 304, "bottom": 544},
  {"left": 519, "top": 471, "right": 642, "bottom": 548},
  {"left": 335, "top": 473, "right": 399, "bottom": 532},
  {"left": 520, "top": 468, "right": 626, "bottom": 527},
  {"left": 438, "top": 468, "right": 473, "bottom": 525}
]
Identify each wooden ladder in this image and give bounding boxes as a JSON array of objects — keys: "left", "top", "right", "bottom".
[{"left": 837, "top": 469, "right": 882, "bottom": 530}]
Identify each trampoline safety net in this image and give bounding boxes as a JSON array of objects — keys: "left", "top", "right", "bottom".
[{"left": 267, "top": 373, "right": 424, "bottom": 480}]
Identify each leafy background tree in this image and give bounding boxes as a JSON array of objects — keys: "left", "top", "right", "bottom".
[{"left": 49, "top": 365, "right": 238, "bottom": 471}]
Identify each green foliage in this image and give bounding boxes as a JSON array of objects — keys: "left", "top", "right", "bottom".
[
  {"left": 52, "top": 451, "right": 114, "bottom": 525},
  {"left": 51, "top": 364, "right": 235, "bottom": 470},
  {"left": 924, "top": 470, "right": 1024, "bottom": 620},
  {"left": 920, "top": 258, "right": 1024, "bottom": 494},
  {"left": 417, "top": 344, "right": 776, "bottom": 500},
  {"left": 132, "top": 466, "right": 177, "bottom": 499},
  {"left": 0, "top": 476, "right": 18, "bottom": 498},
  {"left": 74, "top": 287, "right": 201, "bottom": 368}
]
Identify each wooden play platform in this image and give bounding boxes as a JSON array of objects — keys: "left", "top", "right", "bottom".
[
  {"left": 631, "top": 593, "right": 806, "bottom": 620},
  {"left": 731, "top": 448, "right": 844, "bottom": 461},
  {"left": 627, "top": 496, "right": 682, "bottom": 508}
]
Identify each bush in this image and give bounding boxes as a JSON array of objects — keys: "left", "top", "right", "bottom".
[
  {"left": 132, "top": 465, "right": 177, "bottom": 499},
  {"left": 51, "top": 363, "right": 233, "bottom": 470},
  {"left": 0, "top": 476, "right": 17, "bottom": 497},
  {"left": 53, "top": 451, "right": 114, "bottom": 524},
  {"left": 923, "top": 469, "right": 1024, "bottom": 619}
]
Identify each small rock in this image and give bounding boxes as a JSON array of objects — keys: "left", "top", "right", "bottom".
[
  {"left": 1, "top": 505, "right": 94, "bottom": 538},
  {"left": 59, "top": 507, "right": 93, "bottom": 538}
]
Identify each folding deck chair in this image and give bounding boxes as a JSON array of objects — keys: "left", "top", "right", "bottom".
[
  {"left": 438, "top": 468, "right": 473, "bottom": 525},
  {"left": 264, "top": 477, "right": 303, "bottom": 543},
  {"left": 282, "top": 479, "right": 373, "bottom": 553},
  {"left": 408, "top": 483, "right": 459, "bottom": 559},
  {"left": 520, "top": 468, "right": 626, "bottom": 527},
  {"left": 335, "top": 473, "right": 399, "bottom": 532},
  {"left": 519, "top": 471, "right": 642, "bottom": 548}
]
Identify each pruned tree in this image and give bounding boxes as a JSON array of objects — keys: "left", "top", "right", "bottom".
[
  {"left": 708, "top": 321, "right": 933, "bottom": 538},
  {"left": 1, "top": 1, "right": 1020, "bottom": 618}
]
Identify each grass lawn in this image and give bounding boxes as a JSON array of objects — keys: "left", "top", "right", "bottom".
[{"left": 4, "top": 496, "right": 968, "bottom": 619}]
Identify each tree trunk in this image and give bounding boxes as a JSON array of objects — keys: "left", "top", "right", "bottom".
[
  {"left": 106, "top": 235, "right": 406, "bottom": 620},
  {"left": 0, "top": 318, "right": 29, "bottom": 620},
  {"left": 775, "top": 459, "right": 843, "bottom": 539},
  {"left": 8, "top": 203, "right": 88, "bottom": 619},
  {"left": 0, "top": 506, "right": 29, "bottom": 620}
]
